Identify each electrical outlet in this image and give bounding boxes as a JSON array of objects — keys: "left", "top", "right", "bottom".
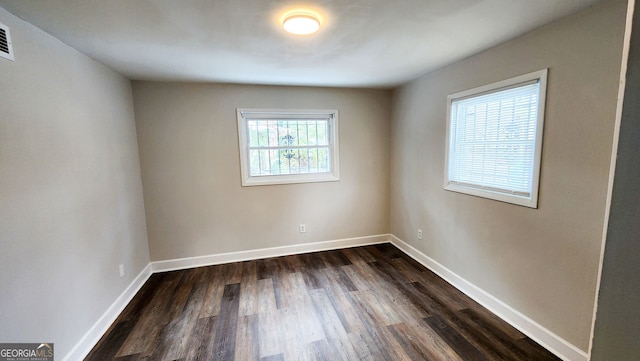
[
  {"left": 418, "top": 229, "right": 423, "bottom": 240},
  {"left": 299, "top": 224, "right": 306, "bottom": 233},
  {"left": 119, "top": 264, "right": 125, "bottom": 278}
]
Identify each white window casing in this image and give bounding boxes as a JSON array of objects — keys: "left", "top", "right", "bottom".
[
  {"left": 444, "top": 69, "right": 548, "bottom": 208},
  {"left": 237, "top": 108, "right": 340, "bottom": 186}
]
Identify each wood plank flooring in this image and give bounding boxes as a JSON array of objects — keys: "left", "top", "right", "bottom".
[{"left": 85, "top": 244, "right": 560, "bottom": 361}]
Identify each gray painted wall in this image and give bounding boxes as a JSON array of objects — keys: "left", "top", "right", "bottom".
[
  {"left": 0, "top": 7, "right": 149, "bottom": 357},
  {"left": 0, "top": 0, "right": 632, "bottom": 358},
  {"left": 591, "top": 2, "right": 640, "bottom": 359},
  {"left": 132, "top": 82, "right": 390, "bottom": 261},
  {"left": 389, "top": 0, "right": 626, "bottom": 351}
]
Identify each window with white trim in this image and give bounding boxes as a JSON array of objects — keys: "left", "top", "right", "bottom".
[
  {"left": 444, "top": 69, "right": 548, "bottom": 208},
  {"left": 237, "top": 108, "right": 340, "bottom": 186}
]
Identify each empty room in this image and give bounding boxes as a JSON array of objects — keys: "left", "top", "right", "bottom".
[{"left": 1, "top": 0, "right": 639, "bottom": 360}]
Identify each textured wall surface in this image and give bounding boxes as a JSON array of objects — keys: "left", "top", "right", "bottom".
[{"left": 0, "top": 7, "right": 149, "bottom": 357}]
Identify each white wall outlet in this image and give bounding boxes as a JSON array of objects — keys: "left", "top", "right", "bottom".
[
  {"left": 119, "top": 264, "right": 125, "bottom": 278},
  {"left": 299, "top": 224, "right": 306, "bottom": 233},
  {"left": 418, "top": 229, "right": 423, "bottom": 240}
]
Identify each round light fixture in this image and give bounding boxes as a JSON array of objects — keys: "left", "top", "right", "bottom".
[{"left": 282, "top": 12, "right": 321, "bottom": 35}]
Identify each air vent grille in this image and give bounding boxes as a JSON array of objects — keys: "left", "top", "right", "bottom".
[{"left": 0, "top": 22, "right": 15, "bottom": 61}]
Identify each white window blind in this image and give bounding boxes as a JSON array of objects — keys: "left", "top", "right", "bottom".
[{"left": 445, "top": 69, "right": 547, "bottom": 208}]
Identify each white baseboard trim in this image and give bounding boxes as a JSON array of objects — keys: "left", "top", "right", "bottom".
[
  {"left": 151, "top": 234, "right": 391, "bottom": 273},
  {"left": 62, "top": 263, "right": 152, "bottom": 361},
  {"left": 389, "top": 234, "right": 588, "bottom": 361},
  {"left": 63, "top": 235, "right": 388, "bottom": 360}
]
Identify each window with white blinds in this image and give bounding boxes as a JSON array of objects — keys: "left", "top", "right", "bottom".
[
  {"left": 444, "top": 69, "right": 547, "bottom": 208},
  {"left": 237, "top": 109, "right": 340, "bottom": 186}
]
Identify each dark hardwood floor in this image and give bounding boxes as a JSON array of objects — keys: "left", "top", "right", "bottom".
[{"left": 86, "top": 244, "right": 560, "bottom": 361}]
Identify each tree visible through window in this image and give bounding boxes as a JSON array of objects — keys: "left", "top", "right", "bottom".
[{"left": 247, "top": 119, "right": 330, "bottom": 176}]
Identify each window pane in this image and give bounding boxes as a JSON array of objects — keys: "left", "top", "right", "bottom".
[
  {"left": 249, "top": 149, "right": 260, "bottom": 175},
  {"left": 318, "top": 147, "right": 330, "bottom": 172},
  {"left": 268, "top": 149, "right": 278, "bottom": 174},
  {"left": 264, "top": 121, "right": 275, "bottom": 147},
  {"left": 248, "top": 146, "right": 334, "bottom": 176},
  {"left": 249, "top": 149, "right": 272, "bottom": 176},
  {"left": 297, "top": 148, "right": 309, "bottom": 173},
  {"left": 258, "top": 122, "right": 268, "bottom": 147},
  {"left": 317, "top": 121, "right": 328, "bottom": 145},
  {"left": 298, "top": 121, "right": 309, "bottom": 146},
  {"left": 248, "top": 120, "right": 259, "bottom": 147},
  {"left": 308, "top": 148, "right": 318, "bottom": 173}
]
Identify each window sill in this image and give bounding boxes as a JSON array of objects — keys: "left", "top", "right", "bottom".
[
  {"left": 444, "top": 183, "right": 538, "bottom": 208},
  {"left": 241, "top": 172, "right": 340, "bottom": 187}
]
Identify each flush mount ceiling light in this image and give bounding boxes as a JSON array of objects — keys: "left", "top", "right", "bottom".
[{"left": 282, "top": 11, "right": 321, "bottom": 35}]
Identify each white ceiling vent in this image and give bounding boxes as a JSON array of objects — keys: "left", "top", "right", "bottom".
[{"left": 0, "top": 22, "right": 15, "bottom": 61}]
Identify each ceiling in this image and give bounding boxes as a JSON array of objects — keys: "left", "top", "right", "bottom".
[{"left": 0, "top": 0, "right": 601, "bottom": 88}]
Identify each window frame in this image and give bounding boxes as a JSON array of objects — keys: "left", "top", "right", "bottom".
[
  {"left": 237, "top": 108, "right": 340, "bottom": 187},
  {"left": 444, "top": 69, "right": 548, "bottom": 208}
]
